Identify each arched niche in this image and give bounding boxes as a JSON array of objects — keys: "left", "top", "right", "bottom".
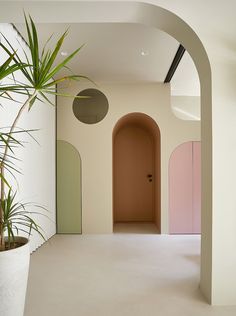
[{"left": 113, "top": 113, "right": 161, "bottom": 232}]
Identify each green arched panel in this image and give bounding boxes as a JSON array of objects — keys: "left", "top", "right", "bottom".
[{"left": 57, "top": 140, "right": 82, "bottom": 233}]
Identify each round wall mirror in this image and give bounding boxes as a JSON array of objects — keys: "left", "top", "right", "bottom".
[{"left": 73, "top": 88, "right": 109, "bottom": 124}]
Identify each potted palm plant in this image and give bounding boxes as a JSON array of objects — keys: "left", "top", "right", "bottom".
[{"left": 0, "top": 15, "right": 88, "bottom": 316}]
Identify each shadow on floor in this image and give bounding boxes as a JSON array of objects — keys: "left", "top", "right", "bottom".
[{"left": 184, "top": 254, "right": 201, "bottom": 265}]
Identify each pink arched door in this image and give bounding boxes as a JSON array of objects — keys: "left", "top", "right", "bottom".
[{"left": 169, "top": 141, "right": 201, "bottom": 234}]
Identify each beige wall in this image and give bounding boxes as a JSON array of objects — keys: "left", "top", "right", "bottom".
[
  {"left": 57, "top": 82, "right": 200, "bottom": 233},
  {"left": 210, "top": 57, "right": 236, "bottom": 305}
]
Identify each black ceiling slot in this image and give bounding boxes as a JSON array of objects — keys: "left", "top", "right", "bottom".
[{"left": 164, "top": 44, "right": 185, "bottom": 83}]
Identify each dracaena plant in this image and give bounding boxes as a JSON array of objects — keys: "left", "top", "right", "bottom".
[
  {"left": 0, "top": 53, "right": 24, "bottom": 185},
  {"left": 0, "top": 14, "right": 89, "bottom": 250},
  {"left": 1, "top": 189, "right": 46, "bottom": 250}
]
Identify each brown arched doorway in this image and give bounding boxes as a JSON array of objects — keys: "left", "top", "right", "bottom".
[{"left": 113, "top": 113, "right": 161, "bottom": 233}]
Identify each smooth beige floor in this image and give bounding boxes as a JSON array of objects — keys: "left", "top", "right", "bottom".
[{"left": 25, "top": 226, "right": 236, "bottom": 316}]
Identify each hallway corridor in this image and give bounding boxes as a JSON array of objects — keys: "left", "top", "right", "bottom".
[{"left": 24, "top": 234, "right": 236, "bottom": 316}]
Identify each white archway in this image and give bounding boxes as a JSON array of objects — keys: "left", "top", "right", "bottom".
[{"left": 0, "top": 1, "right": 212, "bottom": 303}]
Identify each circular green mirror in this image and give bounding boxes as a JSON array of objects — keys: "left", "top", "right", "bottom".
[{"left": 73, "top": 88, "right": 109, "bottom": 124}]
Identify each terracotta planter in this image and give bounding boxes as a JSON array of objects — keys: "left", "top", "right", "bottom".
[{"left": 0, "top": 237, "right": 30, "bottom": 316}]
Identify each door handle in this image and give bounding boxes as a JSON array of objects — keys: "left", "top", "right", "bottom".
[{"left": 147, "top": 174, "right": 152, "bottom": 178}]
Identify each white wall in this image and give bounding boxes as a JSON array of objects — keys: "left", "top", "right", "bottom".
[
  {"left": 211, "top": 51, "right": 236, "bottom": 305},
  {"left": 57, "top": 81, "right": 200, "bottom": 233},
  {"left": 171, "top": 96, "right": 200, "bottom": 120},
  {"left": 0, "top": 24, "right": 56, "bottom": 252}
]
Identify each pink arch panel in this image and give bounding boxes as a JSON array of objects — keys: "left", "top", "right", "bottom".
[{"left": 169, "top": 141, "right": 201, "bottom": 234}]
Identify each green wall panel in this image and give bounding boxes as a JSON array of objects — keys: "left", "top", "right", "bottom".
[{"left": 57, "top": 140, "right": 82, "bottom": 233}]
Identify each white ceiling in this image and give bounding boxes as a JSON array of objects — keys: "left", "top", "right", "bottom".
[{"left": 15, "top": 22, "right": 200, "bottom": 96}]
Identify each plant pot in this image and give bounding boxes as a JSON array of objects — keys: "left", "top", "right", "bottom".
[{"left": 0, "top": 236, "right": 30, "bottom": 316}]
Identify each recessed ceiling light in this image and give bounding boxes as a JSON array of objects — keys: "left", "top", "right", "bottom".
[
  {"left": 141, "top": 50, "right": 149, "bottom": 56},
  {"left": 61, "top": 51, "right": 68, "bottom": 56}
]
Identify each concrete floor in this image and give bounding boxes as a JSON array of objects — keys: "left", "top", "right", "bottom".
[{"left": 24, "top": 225, "right": 236, "bottom": 316}]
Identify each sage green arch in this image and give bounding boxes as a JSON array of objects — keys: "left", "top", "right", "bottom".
[{"left": 57, "top": 140, "right": 82, "bottom": 233}]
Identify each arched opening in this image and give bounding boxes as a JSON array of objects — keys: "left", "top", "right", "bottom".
[
  {"left": 2, "top": 1, "right": 213, "bottom": 302},
  {"left": 113, "top": 113, "right": 161, "bottom": 233}
]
